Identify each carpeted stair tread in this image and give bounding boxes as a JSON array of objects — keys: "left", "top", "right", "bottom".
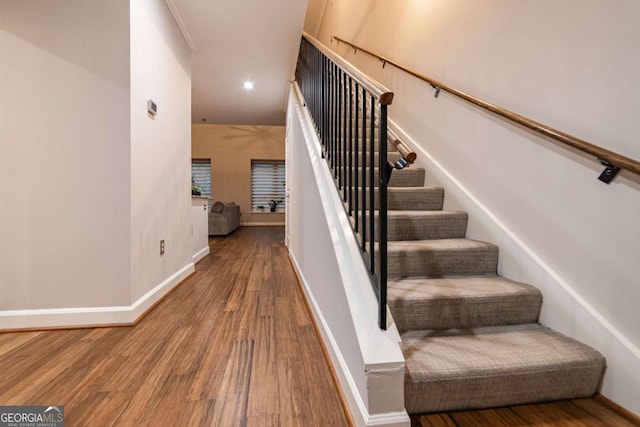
[
  {"left": 388, "top": 276, "right": 542, "bottom": 331},
  {"left": 387, "top": 239, "right": 498, "bottom": 277},
  {"left": 375, "top": 210, "right": 468, "bottom": 241},
  {"left": 402, "top": 324, "right": 606, "bottom": 413}
]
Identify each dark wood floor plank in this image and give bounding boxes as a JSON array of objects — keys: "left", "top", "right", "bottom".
[
  {"left": 412, "top": 398, "right": 640, "bottom": 426},
  {"left": 247, "top": 315, "right": 279, "bottom": 418},
  {"left": 450, "top": 407, "right": 526, "bottom": 427},
  {"left": 571, "top": 398, "right": 640, "bottom": 427},
  {"left": 0, "top": 331, "right": 43, "bottom": 358},
  {"left": 412, "top": 413, "right": 457, "bottom": 427},
  {"left": 212, "top": 339, "right": 254, "bottom": 426}
]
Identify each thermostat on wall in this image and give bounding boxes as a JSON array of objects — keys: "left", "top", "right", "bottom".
[{"left": 147, "top": 99, "right": 157, "bottom": 116}]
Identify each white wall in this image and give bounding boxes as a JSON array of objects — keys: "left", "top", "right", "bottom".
[
  {"left": 287, "top": 85, "right": 408, "bottom": 427},
  {"left": 0, "top": 1, "right": 131, "bottom": 314},
  {"left": 307, "top": 0, "right": 640, "bottom": 413},
  {"left": 0, "top": 0, "right": 194, "bottom": 329},
  {"left": 130, "top": 0, "right": 193, "bottom": 303}
]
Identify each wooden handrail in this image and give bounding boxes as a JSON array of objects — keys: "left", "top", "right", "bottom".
[
  {"left": 388, "top": 129, "right": 416, "bottom": 164},
  {"left": 303, "top": 32, "right": 393, "bottom": 105},
  {"left": 333, "top": 36, "right": 640, "bottom": 180}
]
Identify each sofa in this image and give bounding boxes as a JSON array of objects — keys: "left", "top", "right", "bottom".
[{"left": 208, "top": 201, "right": 241, "bottom": 236}]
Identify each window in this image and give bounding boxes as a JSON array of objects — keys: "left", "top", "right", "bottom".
[
  {"left": 191, "top": 159, "right": 211, "bottom": 197},
  {"left": 251, "top": 160, "right": 285, "bottom": 212}
]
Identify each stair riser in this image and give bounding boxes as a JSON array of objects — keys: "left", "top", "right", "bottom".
[
  {"left": 368, "top": 213, "right": 468, "bottom": 241},
  {"left": 389, "top": 294, "right": 541, "bottom": 332},
  {"left": 337, "top": 168, "right": 425, "bottom": 187},
  {"left": 405, "top": 365, "right": 604, "bottom": 414},
  {"left": 355, "top": 188, "right": 445, "bottom": 210},
  {"left": 387, "top": 246, "right": 498, "bottom": 277}
]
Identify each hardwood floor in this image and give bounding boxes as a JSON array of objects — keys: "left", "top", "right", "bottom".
[
  {"left": 412, "top": 397, "right": 640, "bottom": 426},
  {"left": 1, "top": 226, "right": 637, "bottom": 426},
  {"left": 0, "top": 227, "right": 348, "bottom": 426}
]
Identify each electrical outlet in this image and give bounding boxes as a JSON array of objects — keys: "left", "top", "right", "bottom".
[{"left": 160, "top": 240, "right": 165, "bottom": 255}]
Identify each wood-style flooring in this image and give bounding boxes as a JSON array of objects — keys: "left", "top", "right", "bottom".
[
  {"left": 1, "top": 226, "right": 637, "bottom": 426},
  {"left": 412, "top": 397, "right": 640, "bottom": 426},
  {"left": 0, "top": 227, "right": 348, "bottom": 426}
]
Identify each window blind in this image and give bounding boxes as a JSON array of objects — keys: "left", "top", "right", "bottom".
[
  {"left": 251, "top": 160, "right": 285, "bottom": 212},
  {"left": 192, "top": 159, "right": 211, "bottom": 197}
]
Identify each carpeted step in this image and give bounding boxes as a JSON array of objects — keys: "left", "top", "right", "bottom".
[
  {"left": 388, "top": 276, "right": 542, "bottom": 332},
  {"left": 356, "top": 187, "right": 444, "bottom": 211},
  {"left": 387, "top": 239, "right": 498, "bottom": 278},
  {"left": 402, "top": 324, "right": 606, "bottom": 414},
  {"left": 373, "top": 210, "right": 468, "bottom": 241}
]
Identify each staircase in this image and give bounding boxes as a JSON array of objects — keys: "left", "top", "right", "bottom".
[
  {"left": 296, "top": 34, "right": 606, "bottom": 416},
  {"left": 376, "top": 146, "right": 606, "bottom": 414}
]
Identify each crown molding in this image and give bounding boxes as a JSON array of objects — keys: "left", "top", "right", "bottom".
[{"left": 165, "top": 0, "right": 196, "bottom": 52}]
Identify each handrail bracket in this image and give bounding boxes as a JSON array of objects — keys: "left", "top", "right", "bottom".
[
  {"left": 598, "top": 158, "right": 621, "bottom": 184},
  {"left": 430, "top": 84, "right": 441, "bottom": 98}
]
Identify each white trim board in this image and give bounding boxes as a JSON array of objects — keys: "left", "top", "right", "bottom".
[
  {"left": 240, "top": 222, "right": 286, "bottom": 226},
  {"left": 164, "top": 0, "right": 196, "bottom": 51},
  {"left": 0, "top": 263, "right": 194, "bottom": 330},
  {"left": 192, "top": 246, "right": 210, "bottom": 264}
]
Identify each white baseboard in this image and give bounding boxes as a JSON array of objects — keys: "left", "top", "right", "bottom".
[
  {"left": 129, "top": 263, "right": 195, "bottom": 322},
  {"left": 192, "top": 246, "right": 210, "bottom": 264},
  {"left": 240, "top": 222, "right": 285, "bottom": 226},
  {"left": 0, "top": 263, "right": 194, "bottom": 330},
  {"left": 290, "top": 252, "right": 409, "bottom": 427}
]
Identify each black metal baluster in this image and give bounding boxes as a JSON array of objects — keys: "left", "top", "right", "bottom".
[
  {"left": 336, "top": 67, "right": 341, "bottom": 181},
  {"left": 369, "top": 95, "right": 375, "bottom": 275},
  {"left": 296, "top": 36, "right": 391, "bottom": 331},
  {"left": 378, "top": 104, "right": 388, "bottom": 330},
  {"left": 342, "top": 72, "right": 347, "bottom": 201},
  {"left": 361, "top": 87, "right": 367, "bottom": 252},
  {"left": 322, "top": 55, "right": 327, "bottom": 151},
  {"left": 354, "top": 82, "right": 360, "bottom": 232},
  {"left": 332, "top": 64, "right": 338, "bottom": 176},
  {"left": 347, "top": 77, "right": 354, "bottom": 215}
]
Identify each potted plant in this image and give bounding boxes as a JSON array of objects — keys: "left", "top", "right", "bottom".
[
  {"left": 268, "top": 199, "right": 281, "bottom": 212},
  {"left": 257, "top": 205, "right": 265, "bottom": 212},
  {"left": 191, "top": 178, "right": 202, "bottom": 196}
]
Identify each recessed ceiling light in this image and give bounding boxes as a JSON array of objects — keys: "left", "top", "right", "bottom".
[{"left": 243, "top": 81, "right": 254, "bottom": 90}]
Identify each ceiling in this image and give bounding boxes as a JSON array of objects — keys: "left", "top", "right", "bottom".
[{"left": 167, "top": 0, "right": 308, "bottom": 126}]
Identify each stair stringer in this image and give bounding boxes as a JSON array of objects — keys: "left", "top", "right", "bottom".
[{"left": 388, "top": 117, "right": 640, "bottom": 415}]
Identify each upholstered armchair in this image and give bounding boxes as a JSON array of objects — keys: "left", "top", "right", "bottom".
[{"left": 208, "top": 201, "right": 241, "bottom": 236}]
